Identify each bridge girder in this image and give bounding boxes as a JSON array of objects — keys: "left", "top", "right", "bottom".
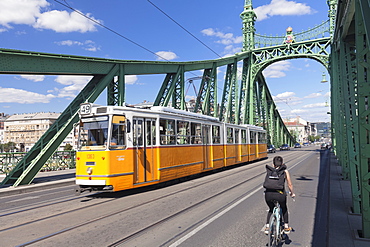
[{"left": 331, "top": 0, "right": 370, "bottom": 238}]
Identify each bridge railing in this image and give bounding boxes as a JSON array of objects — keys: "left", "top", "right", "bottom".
[
  {"left": 0, "top": 151, "right": 76, "bottom": 175},
  {"left": 255, "top": 20, "right": 330, "bottom": 48}
]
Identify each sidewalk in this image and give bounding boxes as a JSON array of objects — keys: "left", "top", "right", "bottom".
[
  {"left": 328, "top": 152, "right": 370, "bottom": 247},
  {"left": 0, "top": 169, "right": 75, "bottom": 197}
]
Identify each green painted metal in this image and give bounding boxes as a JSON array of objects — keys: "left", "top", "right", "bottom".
[
  {"left": 331, "top": 0, "right": 370, "bottom": 238},
  {"left": 0, "top": 151, "right": 76, "bottom": 174},
  {"left": 240, "top": 0, "right": 256, "bottom": 52},
  {"left": 108, "top": 64, "right": 125, "bottom": 106},
  {"left": 2, "top": 0, "right": 338, "bottom": 198},
  {"left": 219, "top": 59, "right": 239, "bottom": 123},
  {"left": 0, "top": 47, "right": 248, "bottom": 75},
  {"left": 193, "top": 63, "right": 218, "bottom": 117},
  {"left": 255, "top": 21, "right": 330, "bottom": 48},
  {"left": 1, "top": 65, "right": 119, "bottom": 186},
  {"left": 355, "top": 0, "right": 370, "bottom": 237},
  {"left": 153, "top": 65, "right": 186, "bottom": 110}
]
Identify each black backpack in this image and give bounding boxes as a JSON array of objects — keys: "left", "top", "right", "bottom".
[{"left": 263, "top": 164, "right": 286, "bottom": 190}]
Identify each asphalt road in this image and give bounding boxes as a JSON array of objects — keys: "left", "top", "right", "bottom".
[{"left": 0, "top": 146, "right": 325, "bottom": 247}]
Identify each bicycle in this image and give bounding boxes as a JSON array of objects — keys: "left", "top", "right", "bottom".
[{"left": 267, "top": 200, "right": 284, "bottom": 247}]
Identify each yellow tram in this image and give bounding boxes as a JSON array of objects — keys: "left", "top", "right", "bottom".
[{"left": 75, "top": 103, "right": 267, "bottom": 193}]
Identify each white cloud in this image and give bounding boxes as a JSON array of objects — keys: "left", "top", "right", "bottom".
[
  {"left": 273, "top": 91, "right": 302, "bottom": 106},
  {"left": 263, "top": 61, "right": 291, "bottom": 78},
  {"left": 0, "top": 0, "right": 49, "bottom": 28},
  {"left": 201, "top": 28, "right": 242, "bottom": 45},
  {"left": 0, "top": 87, "right": 55, "bottom": 103},
  {"left": 155, "top": 51, "right": 178, "bottom": 61},
  {"left": 303, "top": 102, "right": 327, "bottom": 108},
  {"left": 34, "top": 10, "right": 99, "bottom": 33},
  {"left": 0, "top": 0, "right": 99, "bottom": 33},
  {"left": 254, "top": 0, "right": 315, "bottom": 21},
  {"left": 304, "top": 93, "right": 322, "bottom": 99},
  {"left": 291, "top": 109, "right": 308, "bottom": 114},
  {"left": 53, "top": 75, "right": 138, "bottom": 99},
  {"left": 54, "top": 75, "right": 92, "bottom": 98},
  {"left": 125, "top": 75, "right": 138, "bottom": 85},
  {"left": 201, "top": 28, "right": 243, "bottom": 56},
  {"left": 276, "top": 91, "right": 296, "bottom": 99},
  {"left": 20, "top": 75, "right": 45, "bottom": 82},
  {"left": 55, "top": 40, "right": 84, "bottom": 46},
  {"left": 55, "top": 40, "right": 101, "bottom": 52}
]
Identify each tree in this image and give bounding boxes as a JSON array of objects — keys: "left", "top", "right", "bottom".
[{"left": 64, "top": 143, "right": 73, "bottom": 151}]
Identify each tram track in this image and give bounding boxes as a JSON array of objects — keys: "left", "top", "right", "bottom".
[
  {"left": 0, "top": 156, "right": 266, "bottom": 218},
  {"left": 107, "top": 150, "right": 312, "bottom": 246},
  {"left": 9, "top": 150, "right": 313, "bottom": 247},
  {"left": 1, "top": 147, "right": 305, "bottom": 220},
  {"left": 0, "top": 159, "right": 265, "bottom": 233},
  {"left": 17, "top": 166, "right": 268, "bottom": 247},
  {"left": 0, "top": 151, "right": 302, "bottom": 220}
]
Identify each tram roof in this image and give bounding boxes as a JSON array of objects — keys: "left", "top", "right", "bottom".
[{"left": 82, "top": 104, "right": 265, "bottom": 131}]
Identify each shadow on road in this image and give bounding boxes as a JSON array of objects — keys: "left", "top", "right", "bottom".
[{"left": 311, "top": 149, "right": 330, "bottom": 246}]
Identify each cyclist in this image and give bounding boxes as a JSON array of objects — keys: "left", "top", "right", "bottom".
[{"left": 263, "top": 156, "right": 295, "bottom": 234}]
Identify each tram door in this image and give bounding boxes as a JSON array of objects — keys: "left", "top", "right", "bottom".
[
  {"left": 202, "top": 124, "right": 212, "bottom": 169},
  {"left": 133, "top": 118, "right": 156, "bottom": 184}
]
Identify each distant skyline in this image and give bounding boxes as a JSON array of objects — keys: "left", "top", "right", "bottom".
[{"left": 0, "top": 0, "right": 331, "bottom": 122}]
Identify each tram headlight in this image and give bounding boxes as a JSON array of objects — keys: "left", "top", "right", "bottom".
[{"left": 86, "top": 167, "right": 93, "bottom": 175}]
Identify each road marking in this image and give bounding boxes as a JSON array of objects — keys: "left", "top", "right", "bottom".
[
  {"left": 169, "top": 186, "right": 262, "bottom": 247},
  {"left": 169, "top": 153, "right": 311, "bottom": 246}
]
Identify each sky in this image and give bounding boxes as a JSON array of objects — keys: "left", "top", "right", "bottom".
[{"left": 0, "top": 0, "right": 331, "bottom": 123}]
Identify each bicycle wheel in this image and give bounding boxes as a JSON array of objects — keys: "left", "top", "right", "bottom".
[{"left": 268, "top": 215, "right": 278, "bottom": 247}]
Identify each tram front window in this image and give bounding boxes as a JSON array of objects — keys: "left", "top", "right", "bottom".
[{"left": 79, "top": 117, "right": 109, "bottom": 150}]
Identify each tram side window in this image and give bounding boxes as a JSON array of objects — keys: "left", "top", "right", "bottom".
[
  {"left": 110, "top": 116, "right": 126, "bottom": 149},
  {"left": 133, "top": 119, "right": 143, "bottom": 146},
  {"left": 191, "top": 122, "right": 202, "bottom": 144},
  {"left": 212, "top": 125, "right": 221, "bottom": 144},
  {"left": 235, "top": 129, "right": 240, "bottom": 144},
  {"left": 146, "top": 119, "right": 156, "bottom": 146},
  {"left": 227, "top": 127, "right": 234, "bottom": 144},
  {"left": 258, "top": 132, "right": 266, "bottom": 144},
  {"left": 177, "top": 121, "right": 190, "bottom": 144},
  {"left": 241, "top": 129, "right": 247, "bottom": 144},
  {"left": 159, "top": 119, "right": 176, "bottom": 145},
  {"left": 250, "top": 131, "right": 257, "bottom": 144}
]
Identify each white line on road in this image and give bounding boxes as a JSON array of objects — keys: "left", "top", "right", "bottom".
[
  {"left": 169, "top": 153, "right": 312, "bottom": 246},
  {"left": 169, "top": 186, "right": 262, "bottom": 247}
]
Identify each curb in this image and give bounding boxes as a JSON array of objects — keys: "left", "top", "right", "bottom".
[{"left": 0, "top": 178, "right": 75, "bottom": 197}]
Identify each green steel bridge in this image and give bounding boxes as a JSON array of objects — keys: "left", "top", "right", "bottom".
[{"left": 1, "top": 0, "right": 370, "bottom": 238}]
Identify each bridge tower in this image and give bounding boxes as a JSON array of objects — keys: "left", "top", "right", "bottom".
[{"left": 238, "top": 0, "right": 331, "bottom": 148}]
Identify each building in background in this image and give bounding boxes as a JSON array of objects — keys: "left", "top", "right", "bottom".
[
  {"left": 4, "top": 112, "right": 76, "bottom": 152},
  {"left": 283, "top": 116, "right": 317, "bottom": 143},
  {"left": 314, "top": 122, "right": 331, "bottom": 142},
  {"left": 0, "top": 113, "right": 9, "bottom": 152}
]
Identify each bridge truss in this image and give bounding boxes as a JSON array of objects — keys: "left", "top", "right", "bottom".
[
  {"left": 0, "top": 1, "right": 330, "bottom": 185},
  {"left": 10, "top": 2, "right": 370, "bottom": 235},
  {"left": 331, "top": 0, "right": 370, "bottom": 238}
]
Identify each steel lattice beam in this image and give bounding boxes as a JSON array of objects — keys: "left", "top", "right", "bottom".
[{"left": 1, "top": 65, "right": 120, "bottom": 186}]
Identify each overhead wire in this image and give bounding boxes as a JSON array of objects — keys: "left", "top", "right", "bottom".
[
  {"left": 55, "top": 0, "right": 169, "bottom": 61},
  {"left": 146, "top": 0, "right": 223, "bottom": 59},
  {"left": 54, "top": 0, "right": 241, "bottom": 102}
]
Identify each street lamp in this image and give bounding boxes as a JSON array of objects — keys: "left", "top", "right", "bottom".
[{"left": 321, "top": 72, "right": 328, "bottom": 83}]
